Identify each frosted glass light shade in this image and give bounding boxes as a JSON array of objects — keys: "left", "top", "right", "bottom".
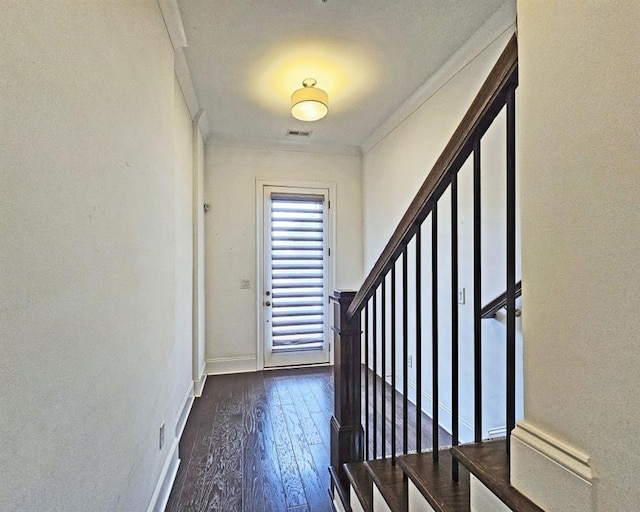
[{"left": 290, "top": 79, "right": 328, "bottom": 121}]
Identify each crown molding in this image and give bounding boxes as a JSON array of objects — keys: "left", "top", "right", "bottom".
[
  {"left": 158, "top": 0, "right": 212, "bottom": 141},
  {"left": 208, "top": 133, "right": 362, "bottom": 157},
  {"left": 174, "top": 47, "right": 199, "bottom": 119},
  {"left": 361, "top": 0, "right": 516, "bottom": 155},
  {"left": 157, "top": 0, "right": 187, "bottom": 50}
]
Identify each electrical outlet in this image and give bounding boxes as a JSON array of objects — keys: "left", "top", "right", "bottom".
[
  {"left": 458, "top": 287, "right": 466, "bottom": 304},
  {"left": 240, "top": 278, "right": 250, "bottom": 289},
  {"left": 159, "top": 422, "right": 165, "bottom": 450}
]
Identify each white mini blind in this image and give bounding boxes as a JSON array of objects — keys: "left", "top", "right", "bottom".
[{"left": 270, "top": 193, "right": 325, "bottom": 351}]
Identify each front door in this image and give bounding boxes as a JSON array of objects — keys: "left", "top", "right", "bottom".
[{"left": 262, "top": 186, "right": 331, "bottom": 368}]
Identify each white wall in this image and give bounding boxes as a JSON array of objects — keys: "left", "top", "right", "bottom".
[
  {"left": 204, "top": 144, "right": 363, "bottom": 371},
  {"left": 514, "top": 2, "right": 640, "bottom": 510},
  {"left": 361, "top": 4, "right": 520, "bottom": 441},
  {"left": 0, "top": 2, "right": 194, "bottom": 510}
]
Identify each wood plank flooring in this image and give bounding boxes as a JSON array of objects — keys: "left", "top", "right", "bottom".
[
  {"left": 166, "top": 368, "right": 334, "bottom": 512},
  {"left": 166, "top": 366, "right": 450, "bottom": 512}
]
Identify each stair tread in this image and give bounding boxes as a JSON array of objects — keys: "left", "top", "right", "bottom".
[
  {"left": 397, "top": 449, "right": 470, "bottom": 512},
  {"left": 451, "top": 440, "right": 544, "bottom": 512},
  {"left": 344, "top": 462, "right": 373, "bottom": 511},
  {"left": 364, "top": 458, "right": 408, "bottom": 512}
]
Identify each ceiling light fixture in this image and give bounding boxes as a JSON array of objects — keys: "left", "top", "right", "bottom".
[{"left": 290, "top": 78, "right": 328, "bottom": 122}]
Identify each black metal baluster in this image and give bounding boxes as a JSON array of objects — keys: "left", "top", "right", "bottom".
[
  {"left": 381, "top": 276, "right": 387, "bottom": 459},
  {"left": 391, "top": 264, "right": 397, "bottom": 463},
  {"left": 451, "top": 172, "right": 460, "bottom": 481},
  {"left": 402, "top": 246, "right": 409, "bottom": 455},
  {"left": 431, "top": 203, "right": 439, "bottom": 462},
  {"left": 473, "top": 139, "right": 483, "bottom": 443},
  {"left": 373, "top": 290, "right": 378, "bottom": 459},
  {"left": 506, "top": 88, "right": 517, "bottom": 454},
  {"left": 364, "top": 304, "right": 369, "bottom": 459},
  {"left": 415, "top": 227, "right": 422, "bottom": 453}
]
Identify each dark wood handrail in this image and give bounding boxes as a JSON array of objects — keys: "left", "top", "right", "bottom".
[
  {"left": 346, "top": 35, "right": 518, "bottom": 321},
  {"left": 480, "top": 281, "right": 522, "bottom": 319}
]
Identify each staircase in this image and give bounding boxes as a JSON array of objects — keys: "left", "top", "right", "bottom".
[{"left": 329, "top": 35, "right": 543, "bottom": 512}]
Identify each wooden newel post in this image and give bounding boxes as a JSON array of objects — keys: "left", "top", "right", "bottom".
[{"left": 329, "top": 289, "right": 363, "bottom": 501}]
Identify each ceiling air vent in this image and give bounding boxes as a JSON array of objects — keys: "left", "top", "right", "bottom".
[{"left": 286, "top": 129, "right": 312, "bottom": 137}]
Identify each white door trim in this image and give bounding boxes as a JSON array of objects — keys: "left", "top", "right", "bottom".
[{"left": 256, "top": 178, "right": 337, "bottom": 370}]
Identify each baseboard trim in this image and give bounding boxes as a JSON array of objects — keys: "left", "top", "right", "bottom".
[
  {"left": 382, "top": 364, "right": 475, "bottom": 441},
  {"left": 511, "top": 420, "right": 596, "bottom": 512},
  {"left": 412, "top": 382, "right": 475, "bottom": 442},
  {"left": 206, "top": 356, "right": 257, "bottom": 375},
  {"left": 193, "top": 372, "right": 207, "bottom": 397},
  {"left": 146, "top": 438, "right": 180, "bottom": 512},
  {"left": 175, "top": 381, "right": 194, "bottom": 439}
]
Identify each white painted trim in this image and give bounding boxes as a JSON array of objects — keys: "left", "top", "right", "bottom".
[
  {"left": 511, "top": 420, "right": 596, "bottom": 512},
  {"left": 470, "top": 474, "right": 511, "bottom": 512},
  {"left": 256, "top": 178, "right": 337, "bottom": 370},
  {"left": 175, "top": 48, "right": 200, "bottom": 120},
  {"left": 361, "top": 1, "right": 516, "bottom": 154},
  {"left": 157, "top": 0, "right": 187, "bottom": 50},
  {"left": 145, "top": 438, "right": 180, "bottom": 512},
  {"left": 350, "top": 486, "right": 366, "bottom": 512},
  {"left": 194, "top": 109, "right": 211, "bottom": 143},
  {"left": 333, "top": 495, "right": 349, "bottom": 512},
  {"left": 209, "top": 133, "right": 361, "bottom": 157},
  {"left": 416, "top": 385, "right": 475, "bottom": 442},
  {"left": 487, "top": 426, "right": 507, "bottom": 439},
  {"left": 175, "top": 381, "right": 194, "bottom": 439},
  {"left": 372, "top": 484, "right": 392, "bottom": 512},
  {"left": 381, "top": 364, "right": 475, "bottom": 441},
  {"left": 408, "top": 480, "right": 436, "bottom": 512},
  {"left": 206, "top": 356, "right": 257, "bottom": 375},
  {"left": 193, "top": 363, "right": 207, "bottom": 397}
]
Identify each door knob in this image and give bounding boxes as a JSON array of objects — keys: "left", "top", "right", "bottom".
[{"left": 265, "top": 301, "right": 271, "bottom": 307}]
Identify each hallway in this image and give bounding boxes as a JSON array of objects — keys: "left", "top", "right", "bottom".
[{"left": 166, "top": 368, "right": 335, "bottom": 512}]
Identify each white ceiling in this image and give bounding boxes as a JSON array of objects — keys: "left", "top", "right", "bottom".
[{"left": 177, "top": 0, "right": 507, "bottom": 151}]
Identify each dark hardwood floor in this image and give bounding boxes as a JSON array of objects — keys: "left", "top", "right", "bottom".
[
  {"left": 166, "top": 366, "right": 450, "bottom": 511},
  {"left": 166, "top": 367, "right": 334, "bottom": 512}
]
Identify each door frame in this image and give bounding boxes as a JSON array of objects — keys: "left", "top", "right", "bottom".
[{"left": 256, "top": 178, "right": 337, "bottom": 370}]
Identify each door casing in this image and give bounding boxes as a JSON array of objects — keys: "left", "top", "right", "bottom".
[{"left": 256, "top": 178, "right": 336, "bottom": 370}]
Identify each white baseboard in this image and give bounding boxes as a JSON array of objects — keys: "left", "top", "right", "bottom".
[
  {"left": 146, "top": 438, "right": 180, "bottom": 512},
  {"left": 412, "top": 382, "right": 475, "bottom": 443},
  {"left": 193, "top": 361, "right": 207, "bottom": 397},
  {"left": 511, "top": 420, "right": 596, "bottom": 512},
  {"left": 193, "top": 372, "right": 207, "bottom": 397},
  {"left": 206, "top": 356, "right": 257, "bottom": 375},
  {"left": 175, "top": 381, "right": 194, "bottom": 439},
  {"left": 380, "top": 364, "right": 475, "bottom": 442}
]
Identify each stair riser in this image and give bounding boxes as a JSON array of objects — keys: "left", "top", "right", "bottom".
[
  {"left": 350, "top": 486, "right": 366, "bottom": 512},
  {"left": 470, "top": 475, "right": 512, "bottom": 512},
  {"left": 334, "top": 494, "right": 350, "bottom": 512},
  {"left": 373, "top": 485, "right": 393, "bottom": 512},
  {"left": 407, "top": 481, "right": 437, "bottom": 512}
]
